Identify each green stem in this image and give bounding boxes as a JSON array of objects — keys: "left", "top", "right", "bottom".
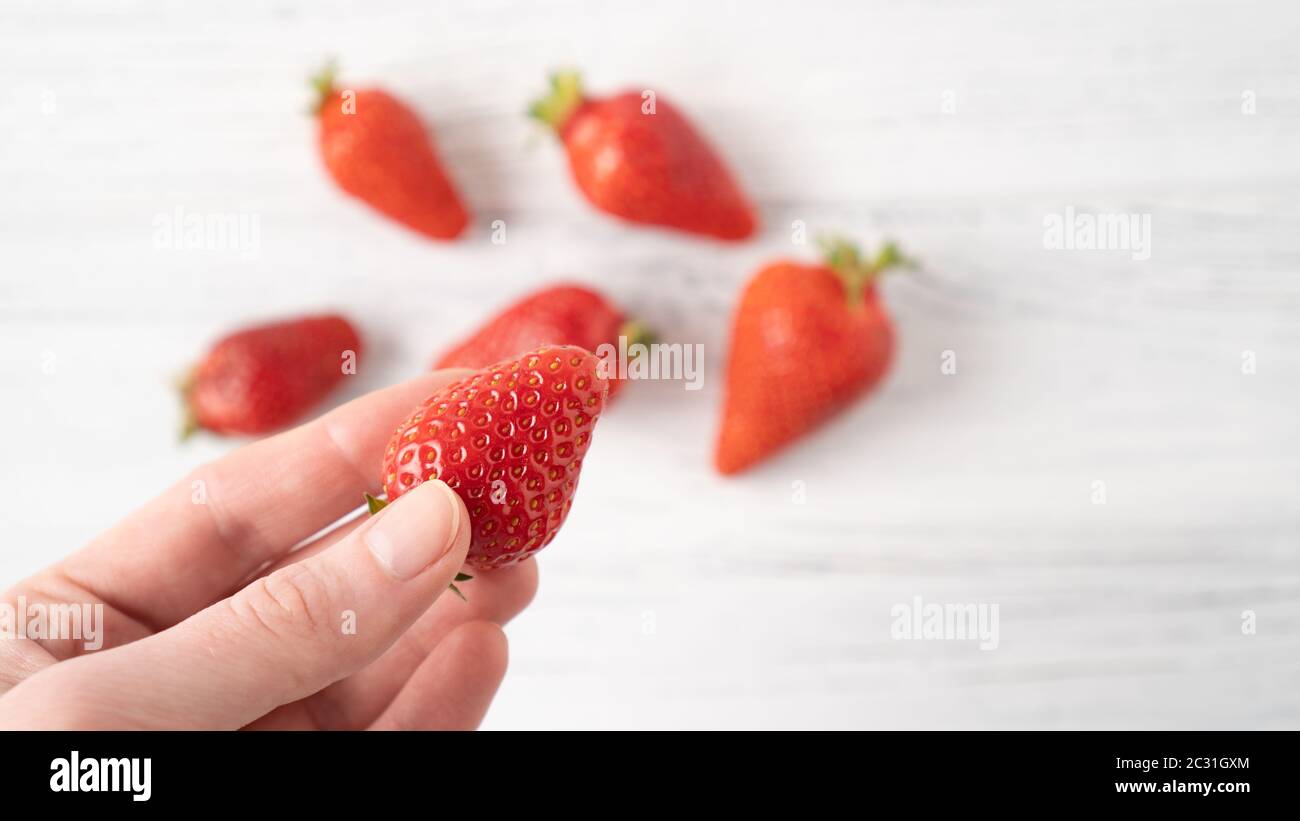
[
  {"left": 179, "top": 410, "right": 200, "bottom": 442},
  {"left": 619, "top": 319, "right": 656, "bottom": 348},
  {"left": 178, "top": 370, "right": 200, "bottom": 442},
  {"left": 528, "top": 71, "right": 584, "bottom": 132},
  {"left": 308, "top": 59, "right": 338, "bottom": 115},
  {"left": 817, "top": 235, "right": 915, "bottom": 305}
]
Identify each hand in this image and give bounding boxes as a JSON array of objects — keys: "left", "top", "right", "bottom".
[{"left": 0, "top": 371, "right": 538, "bottom": 729}]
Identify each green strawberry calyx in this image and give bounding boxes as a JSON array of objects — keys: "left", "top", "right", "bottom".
[
  {"left": 177, "top": 369, "right": 201, "bottom": 442},
  {"left": 611, "top": 319, "right": 658, "bottom": 379},
  {"left": 618, "top": 319, "right": 657, "bottom": 349},
  {"left": 818, "top": 236, "right": 915, "bottom": 305},
  {"left": 528, "top": 71, "right": 584, "bottom": 132},
  {"left": 308, "top": 59, "right": 340, "bottom": 115},
  {"left": 363, "top": 493, "right": 473, "bottom": 601}
]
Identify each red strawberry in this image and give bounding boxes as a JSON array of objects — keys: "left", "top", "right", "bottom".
[
  {"left": 434, "top": 283, "right": 650, "bottom": 398},
  {"left": 381, "top": 345, "right": 608, "bottom": 570},
  {"left": 312, "top": 63, "right": 469, "bottom": 240},
  {"left": 530, "top": 72, "right": 756, "bottom": 241},
  {"left": 715, "top": 239, "right": 910, "bottom": 475},
  {"left": 183, "top": 315, "right": 362, "bottom": 437}
]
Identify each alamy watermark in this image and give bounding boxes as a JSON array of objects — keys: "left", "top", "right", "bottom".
[
  {"left": 595, "top": 336, "right": 704, "bottom": 391},
  {"left": 152, "top": 206, "right": 261, "bottom": 259},
  {"left": 890, "top": 595, "right": 999, "bottom": 651},
  {"left": 0, "top": 597, "right": 104, "bottom": 651},
  {"left": 1043, "top": 206, "right": 1151, "bottom": 261},
  {"left": 50, "top": 751, "right": 151, "bottom": 801}
]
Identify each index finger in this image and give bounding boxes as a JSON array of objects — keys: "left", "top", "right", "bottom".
[{"left": 52, "top": 369, "right": 472, "bottom": 631}]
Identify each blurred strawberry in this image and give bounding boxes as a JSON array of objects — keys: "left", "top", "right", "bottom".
[
  {"left": 312, "top": 62, "right": 469, "bottom": 240},
  {"left": 434, "top": 283, "right": 650, "bottom": 398},
  {"left": 182, "top": 315, "right": 361, "bottom": 438},
  {"left": 530, "top": 71, "right": 756, "bottom": 240},
  {"left": 716, "top": 239, "right": 910, "bottom": 474}
]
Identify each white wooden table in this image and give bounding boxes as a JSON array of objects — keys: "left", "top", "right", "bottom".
[{"left": 2, "top": 0, "right": 1298, "bottom": 728}]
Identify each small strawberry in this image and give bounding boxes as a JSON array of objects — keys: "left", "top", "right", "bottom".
[
  {"left": 530, "top": 71, "right": 756, "bottom": 241},
  {"left": 715, "top": 239, "right": 910, "bottom": 475},
  {"left": 434, "top": 283, "right": 651, "bottom": 398},
  {"left": 312, "top": 62, "right": 470, "bottom": 240},
  {"left": 380, "top": 345, "right": 608, "bottom": 570},
  {"left": 182, "top": 315, "right": 361, "bottom": 438}
]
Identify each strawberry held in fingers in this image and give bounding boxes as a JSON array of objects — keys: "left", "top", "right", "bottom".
[
  {"left": 183, "top": 315, "right": 362, "bottom": 438},
  {"left": 530, "top": 72, "right": 756, "bottom": 241},
  {"left": 434, "top": 283, "right": 650, "bottom": 398},
  {"left": 381, "top": 345, "right": 608, "bottom": 570},
  {"left": 715, "top": 239, "right": 911, "bottom": 475},
  {"left": 312, "top": 63, "right": 470, "bottom": 240}
]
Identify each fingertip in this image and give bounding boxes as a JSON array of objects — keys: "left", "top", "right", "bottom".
[
  {"left": 363, "top": 479, "right": 470, "bottom": 581},
  {"left": 451, "top": 621, "right": 509, "bottom": 684},
  {"left": 481, "top": 556, "right": 540, "bottom": 616},
  {"left": 368, "top": 620, "right": 509, "bottom": 730}
]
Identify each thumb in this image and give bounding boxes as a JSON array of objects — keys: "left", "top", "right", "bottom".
[{"left": 32, "top": 480, "right": 470, "bottom": 729}]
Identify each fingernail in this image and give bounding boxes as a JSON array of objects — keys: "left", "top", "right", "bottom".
[{"left": 365, "top": 480, "right": 462, "bottom": 580}]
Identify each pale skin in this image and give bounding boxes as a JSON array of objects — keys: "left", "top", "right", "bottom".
[{"left": 0, "top": 369, "right": 539, "bottom": 729}]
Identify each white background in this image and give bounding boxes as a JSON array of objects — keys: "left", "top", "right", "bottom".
[{"left": 2, "top": 0, "right": 1298, "bottom": 728}]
